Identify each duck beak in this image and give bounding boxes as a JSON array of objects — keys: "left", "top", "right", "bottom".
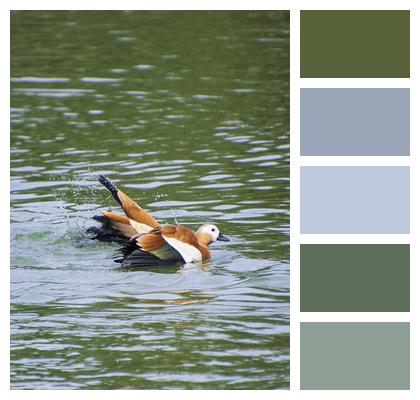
[{"left": 217, "top": 233, "right": 230, "bottom": 242}]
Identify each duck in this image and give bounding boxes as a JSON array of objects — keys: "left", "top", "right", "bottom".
[{"left": 87, "top": 175, "right": 229, "bottom": 267}]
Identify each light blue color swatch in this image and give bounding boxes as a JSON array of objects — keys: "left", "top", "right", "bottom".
[{"left": 301, "top": 166, "right": 410, "bottom": 233}]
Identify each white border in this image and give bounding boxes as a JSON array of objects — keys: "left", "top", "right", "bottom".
[
  {"left": 289, "top": 7, "right": 300, "bottom": 392},
  {"left": 4, "top": 0, "right": 416, "bottom": 11},
  {"left": 3, "top": 0, "right": 420, "bottom": 399},
  {"left": 0, "top": 2, "right": 10, "bottom": 398}
]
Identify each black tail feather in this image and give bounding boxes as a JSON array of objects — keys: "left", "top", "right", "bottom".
[
  {"left": 86, "top": 214, "right": 129, "bottom": 245},
  {"left": 98, "top": 175, "right": 123, "bottom": 208}
]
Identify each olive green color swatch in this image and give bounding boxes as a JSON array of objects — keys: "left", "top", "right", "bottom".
[
  {"left": 300, "top": 10, "right": 410, "bottom": 77},
  {"left": 301, "top": 322, "right": 410, "bottom": 390},
  {"left": 300, "top": 244, "right": 410, "bottom": 312}
]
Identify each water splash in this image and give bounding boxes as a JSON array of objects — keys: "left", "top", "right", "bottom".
[{"left": 49, "top": 170, "right": 103, "bottom": 240}]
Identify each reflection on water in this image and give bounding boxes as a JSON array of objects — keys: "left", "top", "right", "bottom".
[{"left": 11, "top": 11, "right": 290, "bottom": 389}]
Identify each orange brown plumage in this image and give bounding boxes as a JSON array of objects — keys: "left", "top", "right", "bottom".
[
  {"left": 89, "top": 175, "right": 229, "bottom": 266},
  {"left": 116, "top": 189, "right": 160, "bottom": 228}
]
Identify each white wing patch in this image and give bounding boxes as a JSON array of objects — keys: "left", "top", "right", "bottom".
[
  {"left": 129, "top": 220, "right": 154, "bottom": 234},
  {"left": 163, "top": 236, "right": 202, "bottom": 263}
]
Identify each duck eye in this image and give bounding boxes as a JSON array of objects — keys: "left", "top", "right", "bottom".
[{"left": 211, "top": 228, "right": 215, "bottom": 232}]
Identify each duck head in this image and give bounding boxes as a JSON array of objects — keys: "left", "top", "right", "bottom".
[{"left": 195, "top": 223, "right": 229, "bottom": 246}]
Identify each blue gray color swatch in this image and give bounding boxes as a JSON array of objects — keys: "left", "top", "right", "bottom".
[
  {"left": 300, "top": 88, "right": 410, "bottom": 156},
  {"left": 300, "top": 166, "right": 410, "bottom": 233},
  {"left": 300, "top": 322, "right": 410, "bottom": 390}
]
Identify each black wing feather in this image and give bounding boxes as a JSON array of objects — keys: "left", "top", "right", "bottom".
[
  {"left": 98, "top": 175, "right": 123, "bottom": 208},
  {"left": 119, "top": 249, "right": 181, "bottom": 268},
  {"left": 86, "top": 215, "right": 129, "bottom": 244}
]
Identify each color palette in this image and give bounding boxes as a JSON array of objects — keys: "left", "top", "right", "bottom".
[
  {"left": 300, "top": 244, "right": 410, "bottom": 312},
  {"left": 300, "top": 323, "right": 410, "bottom": 390},
  {"left": 299, "top": 9, "right": 410, "bottom": 390},
  {"left": 300, "top": 10, "right": 410, "bottom": 78}
]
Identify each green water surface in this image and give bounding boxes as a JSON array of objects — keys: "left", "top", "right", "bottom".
[{"left": 11, "top": 11, "right": 289, "bottom": 389}]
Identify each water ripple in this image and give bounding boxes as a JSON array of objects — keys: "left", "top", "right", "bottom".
[{"left": 11, "top": 10, "right": 289, "bottom": 390}]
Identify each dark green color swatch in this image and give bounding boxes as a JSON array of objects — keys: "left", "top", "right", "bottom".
[
  {"left": 301, "top": 322, "right": 410, "bottom": 390},
  {"left": 301, "top": 244, "right": 410, "bottom": 312},
  {"left": 300, "top": 10, "right": 410, "bottom": 77}
]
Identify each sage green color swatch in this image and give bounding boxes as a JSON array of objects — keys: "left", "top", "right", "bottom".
[
  {"left": 301, "top": 244, "right": 410, "bottom": 312},
  {"left": 300, "top": 10, "right": 410, "bottom": 77},
  {"left": 301, "top": 322, "right": 410, "bottom": 390}
]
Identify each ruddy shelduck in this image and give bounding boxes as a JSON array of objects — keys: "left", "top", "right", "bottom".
[{"left": 87, "top": 175, "right": 229, "bottom": 267}]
